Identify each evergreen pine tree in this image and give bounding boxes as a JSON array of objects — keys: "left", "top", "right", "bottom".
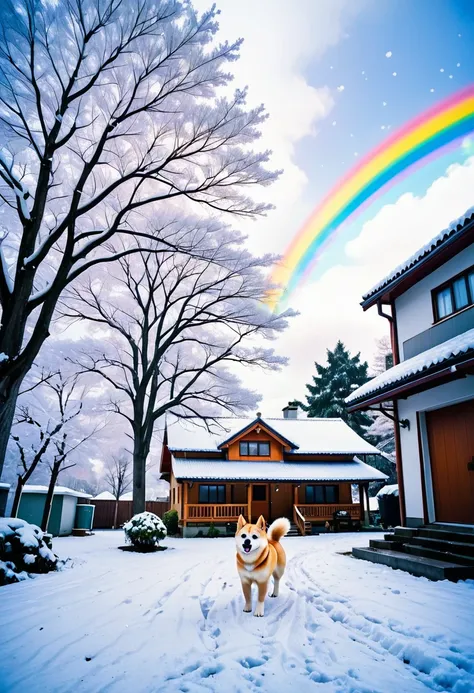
[{"left": 298, "top": 341, "right": 374, "bottom": 439}]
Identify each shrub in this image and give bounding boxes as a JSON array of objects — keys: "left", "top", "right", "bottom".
[
  {"left": 163, "top": 509, "right": 179, "bottom": 536},
  {"left": 0, "top": 518, "right": 59, "bottom": 586},
  {"left": 123, "top": 512, "right": 167, "bottom": 547},
  {"left": 207, "top": 522, "right": 220, "bottom": 538}
]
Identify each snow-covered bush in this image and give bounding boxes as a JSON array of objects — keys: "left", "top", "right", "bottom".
[
  {"left": 123, "top": 512, "right": 167, "bottom": 548},
  {"left": 0, "top": 518, "right": 58, "bottom": 586}
]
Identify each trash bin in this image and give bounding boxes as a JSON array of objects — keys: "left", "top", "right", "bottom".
[
  {"left": 376, "top": 485, "right": 400, "bottom": 528},
  {"left": 74, "top": 504, "right": 95, "bottom": 531}
]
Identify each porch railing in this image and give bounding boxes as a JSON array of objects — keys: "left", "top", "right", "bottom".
[
  {"left": 293, "top": 504, "right": 311, "bottom": 537},
  {"left": 185, "top": 504, "right": 249, "bottom": 522},
  {"left": 296, "top": 503, "right": 361, "bottom": 521}
]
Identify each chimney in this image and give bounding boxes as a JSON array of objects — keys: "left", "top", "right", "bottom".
[{"left": 282, "top": 402, "right": 298, "bottom": 419}]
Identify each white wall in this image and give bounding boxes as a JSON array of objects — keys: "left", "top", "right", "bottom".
[
  {"left": 395, "top": 244, "right": 474, "bottom": 360},
  {"left": 398, "top": 377, "right": 474, "bottom": 524},
  {"left": 59, "top": 495, "right": 78, "bottom": 536}
]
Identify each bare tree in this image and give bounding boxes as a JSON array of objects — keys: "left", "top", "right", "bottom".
[
  {"left": 0, "top": 0, "right": 279, "bottom": 476},
  {"left": 40, "top": 379, "right": 101, "bottom": 531},
  {"left": 10, "top": 372, "right": 98, "bottom": 519},
  {"left": 105, "top": 452, "right": 132, "bottom": 529},
  {"left": 63, "top": 229, "right": 291, "bottom": 512}
]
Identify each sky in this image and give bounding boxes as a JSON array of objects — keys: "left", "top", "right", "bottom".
[{"left": 191, "top": 0, "right": 474, "bottom": 416}]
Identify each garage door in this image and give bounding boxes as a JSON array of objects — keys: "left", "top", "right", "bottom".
[{"left": 426, "top": 399, "right": 474, "bottom": 524}]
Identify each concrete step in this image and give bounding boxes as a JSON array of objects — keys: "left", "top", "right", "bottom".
[
  {"left": 352, "top": 547, "right": 474, "bottom": 582},
  {"left": 391, "top": 527, "right": 419, "bottom": 539},
  {"left": 404, "top": 544, "right": 474, "bottom": 566},
  {"left": 370, "top": 539, "right": 405, "bottom": 551},
  {"left": 410, "top": 536, "right": 474, "bottom": 557},
  {"left": 418, "top": 527, "right": 474, "bottom": 545},
  {"left": 430, "top": 523, "right": 474, "bottom": 535}
]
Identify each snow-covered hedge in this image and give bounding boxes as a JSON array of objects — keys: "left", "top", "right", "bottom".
[
  {"left": 0, "top": 518, "right": 58, "bottom": 586},
  {"left": 123, "top": 512, "right": 167, "bottom": 547}
]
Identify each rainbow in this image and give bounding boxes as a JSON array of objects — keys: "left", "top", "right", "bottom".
[{"left": 267, "top": 84, "right": 474, "bottom": 312}]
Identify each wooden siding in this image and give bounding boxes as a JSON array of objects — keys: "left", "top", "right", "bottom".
[
  {"left": 227, "top": 429, "right": 284, "bottom": 461},
  {"left": 426, "top": 399, "right": 474, "bottom": 524}
]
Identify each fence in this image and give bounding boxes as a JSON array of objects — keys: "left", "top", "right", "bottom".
[{"left": 91, "top": 500, "right": 170, "bottom": 529}]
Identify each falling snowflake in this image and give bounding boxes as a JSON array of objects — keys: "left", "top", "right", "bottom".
[
  {"left": 332, "top": 121, "right": 337, "bottom": 126},
  {"left": 337, "top": 85, "right": 345, "bottom": 92},
  {"left": 362, "top": 70, "right": 365, "bottom": 75},
  {"left": 440, "top": 68, "right": 444, "bottom": 72},
  {"left": 381, "top": 125, "right": 386, "bottom": 130},
  {"left": 458, "top": 33, "right": 462, "bottom": 37},
  {"left": 350, "top": 133, "right": 354, "bottom": 138},
  {"left": 457, "top": 62, "right": 461, "bottom": 67},
  {"left": 385, "top": 51, "right": 392, "bottom": 58},
  {"left": 330, "top": 65, "right": 334, "bottom": 70},
  {"left": 382, "top": 101, "right": 387, "bottom": 106},
  {"left": 430, "top": 88, "right": 435, "bottom": 92},
  {"left": 449, "top": 75, "right": 453, "bottom": 79},
  {"left": 392, "top": 72, "right": 397, "bottom": 77},
  {"left": 354, "top": 152, "right": 359, "bottom": 157}
]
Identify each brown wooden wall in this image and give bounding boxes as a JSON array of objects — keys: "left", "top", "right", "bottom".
[
  {"left": 227, "top": 429, "right": 284, "bottom": 461},
  {"left": 91, "top": 500, "right": 170, "bottom": 529}
]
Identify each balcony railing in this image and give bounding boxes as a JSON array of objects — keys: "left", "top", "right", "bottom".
[{"left": 185, "top": 504, "right": 249, "bottom": 522}]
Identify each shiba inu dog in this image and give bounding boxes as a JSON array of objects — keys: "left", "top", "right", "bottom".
[{"left": 235, "top": 515, "right": 291, "bottom": 617}]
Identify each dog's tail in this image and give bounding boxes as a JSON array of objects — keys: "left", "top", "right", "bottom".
[{"left": 267, "top": 517, "right": 291, "bottom": 542}]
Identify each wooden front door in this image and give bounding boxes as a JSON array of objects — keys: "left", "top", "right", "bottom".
[
  {"left": 251, "top": 484, "right": 269, "bottom": 523},
  {"left": 426, "top": 399, "right": 474, "bottom": 524}
]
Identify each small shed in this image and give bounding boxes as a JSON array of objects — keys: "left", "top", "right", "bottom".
[
  {"left": 18, "top": 485, "right": 92, "bottom": 536},
  {"left": 93, "top": 491, "right": 115, "bottom": 500},
  {"left": 0, "top": 482, "right": 10, "bottom": 517}
]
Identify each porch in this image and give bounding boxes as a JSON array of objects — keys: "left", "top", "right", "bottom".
[{"left": 179, "top": 481, "right": 369, "bottom": 536}]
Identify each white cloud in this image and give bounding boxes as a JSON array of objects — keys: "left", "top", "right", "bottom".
[
  {"left": 191, "top": 0, "right": 365, "bottom": 255},
  {"left": 255, "top": 157, "right": 474, "bottom": 414}
]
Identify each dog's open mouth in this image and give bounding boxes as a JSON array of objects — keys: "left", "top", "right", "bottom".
[{"left": 243, "top": 546, "right": 251, "bottom": 553}]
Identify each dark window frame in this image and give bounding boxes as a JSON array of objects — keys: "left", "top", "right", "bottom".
[
  {"left": 305, "top": 485, "right": 339, "bottom": 504},
  {"left": 198, "top": 484, "right": 226, "bottom": 503},
  {"left": 252, "top": 485, "right": 267, "bottom": 501},
  {"left": 432, "top": 264, "right": 474, "bottom": 323},
  {"left": 239, "top": 441, "right": 271, "bottom": 457}
]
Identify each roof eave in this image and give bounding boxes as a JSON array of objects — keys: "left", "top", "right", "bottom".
[
  {"left": 347, "top": 353, "right": 474, "bottom": 412},
  {"left": 361, "top": 218, "right": 474, "bottom": 310},
  {"left": 217, "top": 417, "right": 299, "bottom": 451}
]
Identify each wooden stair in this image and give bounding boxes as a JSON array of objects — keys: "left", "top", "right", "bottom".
[{"left": 352, "top": 524, "right": 474, "bottom": 582}]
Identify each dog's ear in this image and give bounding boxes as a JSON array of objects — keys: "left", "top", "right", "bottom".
[
  {"left": 237, "top": 515, "right": 247, "bottom": 531},
  {"left": 256, "top": 515, "right": 266, "bottom": 530}
]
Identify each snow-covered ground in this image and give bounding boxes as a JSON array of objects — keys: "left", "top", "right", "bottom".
[{"left": 1, "top": 531, "right": 473, "bottom": 693}]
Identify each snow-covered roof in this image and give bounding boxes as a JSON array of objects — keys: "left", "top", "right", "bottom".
[
  {"left": 166, "top": 416, "right": 380, "bottom": 456},
  {"left": 22, "top": 485, "right": 92, "bottom": 499},
  {"left": 376, "top": 484, "right": 399, "bottom": 497},
  {"left": 346, "top": 328, "right": 474, "bottom": 405},
  {"left": 93, "top": 491, "right": 115, "bottom": 500},
  {"left": 0, "top": 482, "right": 11, "bottom": 489},
  {"left": 363, "top": 206, "right": 474, "bottom": 302},
  {"left": 171, "top": 457, "right": 387, "bottom": 482}
]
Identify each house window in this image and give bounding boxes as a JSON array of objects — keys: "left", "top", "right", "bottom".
[
  {"left": 198, "top": 485, "right": 226, "bottom": 503},
  {"left": 239, "top": 441, "right": 270, "bottom": 456},
  {"left": 433, "top": 266, "right": 474, "bottom": 322},
  {"left": 305, "top": 485, "right": 339, "bottom": 504},
  {"left": 252, "top": 485, "right": 267, "bottom": 501}
]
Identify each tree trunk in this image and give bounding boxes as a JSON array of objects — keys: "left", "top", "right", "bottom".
[
  {"left": 113, "top": 499, "right": 119, "bottom": 529},
  {"left": 132, "top": 445, "right": 146, "bottom": 516},
  {"left": 11, "top": 476, "right": 25, "bottom": 518},
  {"left": 0, "top": 380, "right": 21, "bottom": 479},
  {"left": 41, "top": 464, "right": 60, "bottom": 532}
]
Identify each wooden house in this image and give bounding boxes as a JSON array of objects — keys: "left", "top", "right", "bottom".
[{"left": 159, "top": 407, "right": 387, "bottom": 536}]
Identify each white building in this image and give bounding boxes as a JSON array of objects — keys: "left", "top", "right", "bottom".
[{"left": 347, "top": 207, "right": 474, "bottom": 528}]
